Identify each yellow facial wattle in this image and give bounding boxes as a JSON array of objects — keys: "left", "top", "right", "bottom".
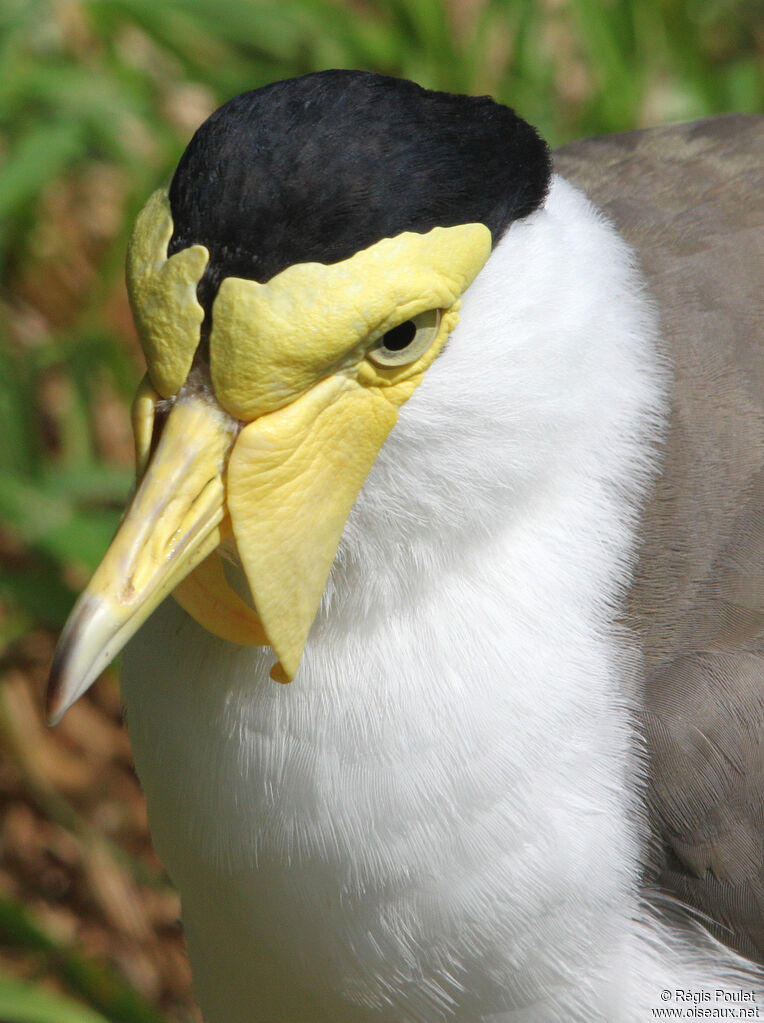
[
  {"left": 126, "top": 190, "right": 208, "bottom": 398},
  {"left": 46, "top": 186, "right": 491, "bottom": 720},
  {"left": 209, "top": 223, "right": 490, "bottom": 420}
]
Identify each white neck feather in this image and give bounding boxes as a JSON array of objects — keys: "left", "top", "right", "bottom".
[{"left": 122, "top": 177, "right": 756, "bottom": 1023}]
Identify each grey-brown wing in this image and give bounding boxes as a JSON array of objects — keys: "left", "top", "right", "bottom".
[{"left": 555, "top": 116, "right": 764, "bottom": 960}]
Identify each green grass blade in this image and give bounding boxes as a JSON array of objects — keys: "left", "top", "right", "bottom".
[
  {"left": 0, "top": 973, "right": 110, "bottom": 1023},
  {"left": 0, "top": 894, "right": 171, "bottom": 1023},
  {"left": 0, "top": 123, "right": 84, "bottom": 224}
]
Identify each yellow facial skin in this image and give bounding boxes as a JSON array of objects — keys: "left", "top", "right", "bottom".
[
  {"left": 210, "top": 225, "right": 489, "bottom": 420},
  {"left": 46, "top": 186, "right": 491, "bottom": 721},
  {"left": 131, "top": 375, "right": 160, "bottom": 478},
  {"left": 126, "top": 190, "right": 208, "bottom": 398}
]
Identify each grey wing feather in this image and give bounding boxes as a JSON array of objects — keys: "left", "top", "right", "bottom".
[{"left": 554, "top": 116, "right": 764, "bottom": 960}]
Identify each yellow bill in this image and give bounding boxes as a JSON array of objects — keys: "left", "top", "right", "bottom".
[{"left": 46, "top": 385, "right": 237, "bottom": 723}]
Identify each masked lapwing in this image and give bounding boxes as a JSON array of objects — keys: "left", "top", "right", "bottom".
[{"left": 47, "top": 71, "right": 763, "bottom": 1021}]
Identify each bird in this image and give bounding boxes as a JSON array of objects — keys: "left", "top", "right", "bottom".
[{"left": 46, "top": 70, "right": 762, "bottom": 1022}]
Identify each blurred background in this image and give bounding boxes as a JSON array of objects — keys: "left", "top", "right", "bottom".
[{"left": 0, "top": 0, "right": 761, "bottom": 1019}]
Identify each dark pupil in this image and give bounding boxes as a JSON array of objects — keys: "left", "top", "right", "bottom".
[{"left": 383, "top": 320, "right": 417, "bottom": 351}]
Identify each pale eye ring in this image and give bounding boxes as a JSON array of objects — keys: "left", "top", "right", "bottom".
[{"left": 368, "top": 308, "right": 442, "bottom": 367}]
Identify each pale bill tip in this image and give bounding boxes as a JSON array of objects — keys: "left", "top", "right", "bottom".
[{"left": 45, "top": 595, "right": 121, "bottom": 726}]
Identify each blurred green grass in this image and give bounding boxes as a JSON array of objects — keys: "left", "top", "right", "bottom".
[
  {"left": 0, "top": 0, "right": 761, "bottom": 1019},
  {"left": 2, "top": 0, "right": 762, "bottom": 641}
]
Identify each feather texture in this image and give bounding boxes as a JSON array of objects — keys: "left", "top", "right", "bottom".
[
  {"left": 557, "top": 114, "right": 764, "bottom": 964},
  {"left": 122, "top": 165, "right": 762, "bottom": 1020}
]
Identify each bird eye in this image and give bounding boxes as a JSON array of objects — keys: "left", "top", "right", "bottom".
[{"left": 368, "top": 309, "right": 442, "bottom": 367}]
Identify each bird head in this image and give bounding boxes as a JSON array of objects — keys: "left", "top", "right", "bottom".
[{"left": 46, "top": 70, "right": 550, "bottom": 722}]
